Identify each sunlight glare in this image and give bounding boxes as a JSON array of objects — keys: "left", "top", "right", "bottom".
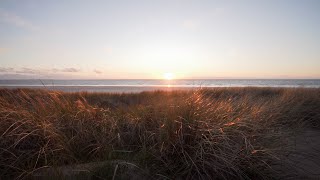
[{"left": 163, "top": 73, "right": 174, "bottom": 80}]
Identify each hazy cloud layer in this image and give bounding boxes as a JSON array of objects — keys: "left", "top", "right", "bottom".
[
  {"left": 16, "top": 67, "right": 40, "bottom": 74},
  {"left": 0, "top": 67, "right": 86, "bottom": 79},
  {"left": 0, "top": 67, "right": 14, "bottom": 72},
  {"left": 0, "top": 67, "right": 81, "bottom": 74},
  {"left": 94, "top": 69, "right": 102, "bottom": 74},
  {"left": 61, "top": 68, "right": 80, "bottom": 73}
]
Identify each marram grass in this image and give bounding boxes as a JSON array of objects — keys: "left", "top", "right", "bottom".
[{"left": 0, "top": 88, "right": 319, "bottom": 179}]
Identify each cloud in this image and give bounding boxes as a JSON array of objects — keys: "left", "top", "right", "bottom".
[
  {"left": 49, "top": 67, "right": 81, "bottom": 73},
  {"left": 60, "top": 68, "right": 80, "bottom": 73},
  {"left": 0, "top": 9, "right": 39, "bottom": 31},
  {"left": 16, "top": 67, "right": 40, "bottom": 74},
  {"left": 94, "top": 69, "right": 102, "bottom": 74},
  {"left": 1, "top": 67, "right": 39, "bottom": 75},
  {"left": 0, "top": 67, "right": 14, "bottom": 72},
  {"left": 51, "top": 68, "right": 60, "bottom": 72},
  {"left": 0, "top": 67, "right": 82, "bottom": 79}
]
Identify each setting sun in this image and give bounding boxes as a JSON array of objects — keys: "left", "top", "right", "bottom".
[
  {"left": 163, "top": 73, "right": 175, "bottom": 80},
  {"left": 1, "top": 1, "right": 320, "bottom": 179}
]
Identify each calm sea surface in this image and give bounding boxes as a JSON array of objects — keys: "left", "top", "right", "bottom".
[{"left": 0, "top": 79, "right": 319, "bottom": 92}]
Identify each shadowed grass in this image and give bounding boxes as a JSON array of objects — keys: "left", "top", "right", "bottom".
[{"left": 0, "top": 87, "right": 319, "bottom": 179}]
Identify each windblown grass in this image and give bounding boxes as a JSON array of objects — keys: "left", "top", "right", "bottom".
[{"left": 0, "top": 88, "right": 319, "bottom": 179}]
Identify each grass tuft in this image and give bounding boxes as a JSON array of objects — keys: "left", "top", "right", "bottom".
[{"left": 0, "top": 87, "right": 319, "bottom": 179}]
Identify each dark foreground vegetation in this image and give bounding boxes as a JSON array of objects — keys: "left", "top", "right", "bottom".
[{"left": 0, "top": 88, "right": 320, "bottom": 179}]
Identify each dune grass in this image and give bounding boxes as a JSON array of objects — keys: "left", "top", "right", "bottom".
[{"left": 0, "top": 87, "right": 319, "bottom": 179}]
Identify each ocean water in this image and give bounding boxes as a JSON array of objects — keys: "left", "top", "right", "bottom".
[{"left": 0, "top": 79, "right": 319, "bottom": 92}]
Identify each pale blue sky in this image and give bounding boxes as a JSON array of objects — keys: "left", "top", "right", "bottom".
[{"left": 0, "top": 0, "right": 319, "bottom": 79}]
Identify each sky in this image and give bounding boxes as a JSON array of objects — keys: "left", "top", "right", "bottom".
[{"left": 0, "top": 0, "right": 320, "bottom": 79}]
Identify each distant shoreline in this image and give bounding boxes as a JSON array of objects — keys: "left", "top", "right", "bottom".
[{"left": 1, "top": 79, "right": 320, "bottom": 92}]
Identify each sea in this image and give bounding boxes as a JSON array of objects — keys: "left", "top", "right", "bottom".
[{"left": 0, "top": 79, "right": 319, "bottom": 92}]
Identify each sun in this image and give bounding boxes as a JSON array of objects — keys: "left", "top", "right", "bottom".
[{"left": 163, "top": 73, "right": 175, "bottom": 80}]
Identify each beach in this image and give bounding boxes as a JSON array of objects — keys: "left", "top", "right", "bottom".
[
  {"left": 2, "top": 0, "right": 320, "bottom": 179},
  {"left": 1, "top": 79, "right": 320, "bottom": 93}
]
